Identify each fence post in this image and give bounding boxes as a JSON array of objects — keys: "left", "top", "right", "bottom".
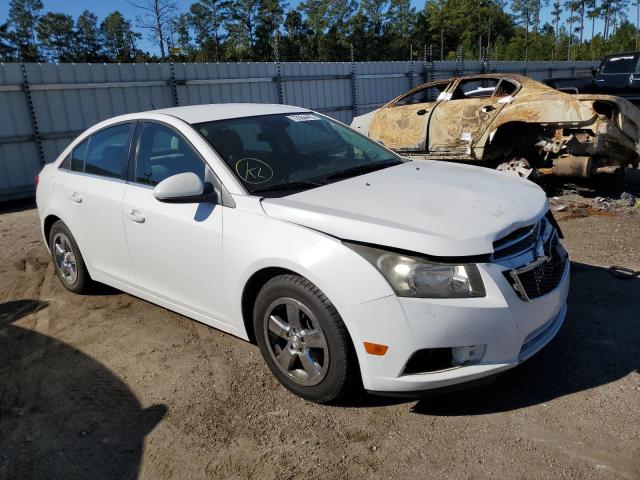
[
  {"left": 350, "top": 44, "right": 359, "bottom": 118},
  {"left": 274, "top": 34, "right": 284, "bottom": 104},
  {"left": 423, "top": 45, "right": 428, "bottom": 84},
  {"left": 456, "top": 45, "right": 464, "bottom": 76},
  {"left": 409, "top": 44, "right": 414, "bottom": 90},
  {"left": 429, "top": 45, "right": 434, "bottom": 82},
  {"left": 169, "top": 62, "right": 180, "bottom": 107},
  {"left": 20, "top": 62, "right": 44, "bottom": 166}
]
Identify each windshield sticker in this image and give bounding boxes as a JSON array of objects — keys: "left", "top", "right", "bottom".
[
  {"left": 235, "top": 158, "right": 274, "bottom": 184},
  {"left": 287, "top": 114, "right": 320, "bottom": 122}
]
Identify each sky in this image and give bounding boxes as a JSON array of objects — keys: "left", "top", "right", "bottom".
[{"left": 0, "top": 0, "right": 617, "bottom": 56}]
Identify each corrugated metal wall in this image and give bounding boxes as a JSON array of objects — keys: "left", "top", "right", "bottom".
[{"left": 0, "top": 60, "right": 597, "bottom": 201}]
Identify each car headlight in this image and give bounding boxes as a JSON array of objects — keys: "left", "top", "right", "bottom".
[{"left": 345, "top": 242, "right": 485, "bottom": 298}]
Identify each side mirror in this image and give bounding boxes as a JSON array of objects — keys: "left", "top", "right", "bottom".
[
  {"left": 591, "top": 67, "right": 598, "bottom": 77},
  {"left": 153, "top": 172, "right": 217, "bottom": 204}
]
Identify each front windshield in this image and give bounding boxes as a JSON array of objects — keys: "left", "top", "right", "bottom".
[{"left": 193, "top": 112, "right": 402, "bottom": 196}]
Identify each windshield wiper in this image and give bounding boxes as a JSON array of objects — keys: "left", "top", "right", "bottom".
[
  {"left": 323, "top": 160, "right": 403, "bottom": 181},
  {"left": 251, "top": 180, "right": 325, "bottom": 195}
]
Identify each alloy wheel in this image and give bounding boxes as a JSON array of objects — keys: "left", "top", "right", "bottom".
[
  {"left": 52, "top": 232, "right": 78, "bottom": 285},
  {"left": 263, "top": 297, "right": 329, "bottom": 386}
]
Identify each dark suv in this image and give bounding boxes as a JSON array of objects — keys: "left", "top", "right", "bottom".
[{"left": 544, "top": 52, "right": 640, "bottom": 105}]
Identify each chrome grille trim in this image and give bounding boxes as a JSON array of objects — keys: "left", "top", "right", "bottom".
[
  {"left": 492, "top": 219, "right": 545, "bottom": 262},
  {"left": 506, "top": 233, "right": 568, "bottom": 301}
]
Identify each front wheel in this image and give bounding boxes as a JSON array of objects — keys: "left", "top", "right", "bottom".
[{"left": 253, "top": 274, "right": 359, "bottom": 403}]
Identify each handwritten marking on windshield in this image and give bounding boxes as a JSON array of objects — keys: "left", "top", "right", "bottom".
[{"left": 235, "top": 158, "right": 274, "bottom": 184}]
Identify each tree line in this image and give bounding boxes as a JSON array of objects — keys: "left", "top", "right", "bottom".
[{"left": 0, "top": 0, "right": 638, "bottom": 64}]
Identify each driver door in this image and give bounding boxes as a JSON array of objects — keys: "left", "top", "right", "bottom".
[
  {"left": 369, "top": 81, "right": 450, "bottom": 152},
  {"left": 121, "top": 121, "right": 228, "bottom": 327}
]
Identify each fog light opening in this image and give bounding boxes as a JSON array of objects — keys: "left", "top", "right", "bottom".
[
  {"left": 452, "top": 345, "right": 486, "bottom": 366},
  {"left": 402, "top": 348, "right": 453, "bottom": 375}
]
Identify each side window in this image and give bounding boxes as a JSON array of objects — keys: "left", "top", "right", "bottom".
[
  {"left": 84, "top": 124, "right": 133, "bottom": 179},
  {"left": 64, "top": 139, "right": 88, "bottom": 171},
  {"left": 136, "top": 123, "right": 205, "bottom": 186},
  {"left": 494, "top": 79, "right": 518, "bottom": 97},
  {"left": 451, "top": 78, "right": 500, "bottom": 99},
  {"left": 59, "top": 154, "right": 71, "bottom": 170},
  {"left": 395, "top": 82, "right": 449, "bottom": 106}
]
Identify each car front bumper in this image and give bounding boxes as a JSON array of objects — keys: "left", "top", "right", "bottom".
[{"left": 343, "top": 258, "right": 570, "bottom": 394}]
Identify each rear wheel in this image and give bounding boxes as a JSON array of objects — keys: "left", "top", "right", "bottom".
[
  {"left": 49, "top": 221, "right": 92, "bottom": 293},
  {"left": 496, "top": 157, "right": 535, "bottom": 178},
  {"left": 253, "top": 274, "right": 358, "bottom": 403}
]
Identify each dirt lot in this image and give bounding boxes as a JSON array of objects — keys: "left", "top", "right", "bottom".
[{"left": 1, "top": 184, "right": 639, "bottom": 480}]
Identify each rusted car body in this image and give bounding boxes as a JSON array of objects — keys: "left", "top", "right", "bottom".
[{"left": 350, "top": 74, "right": 640, "bottom": 177}]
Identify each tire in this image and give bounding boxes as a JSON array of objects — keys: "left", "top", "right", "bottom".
[
  {"left": 49, "top": 220, "right": 92, "bottom": 293},
  {"left": 253, "top": 274, "right": 359, "bottom": 403}
]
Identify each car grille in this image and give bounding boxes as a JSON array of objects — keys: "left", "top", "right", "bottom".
[
  {"left": 492, "top": 223, "right": 540, "bottom": 260},
  {"left": 504, "top": 234, "right": 568, "bottom": 301}
]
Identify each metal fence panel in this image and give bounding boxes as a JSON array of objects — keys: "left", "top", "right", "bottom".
[
  {"left": 174, "top": 62, "right": 278, "bottom": 107},
  {"left": 0, "top": 60, "right": 600, "bottom": 201},
  {"left": 356, "top": 61, "right": 414, "bottom": 115},
  {"left": 0, "top": 63, "right": 39, "bottom": 199},
  {"left": 281, "top": 62, "right": 353, "bottom": 124}
]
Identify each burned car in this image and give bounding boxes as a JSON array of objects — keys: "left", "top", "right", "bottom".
[{"left": 351, "top": 74, "right": 640, "bottom": 178}]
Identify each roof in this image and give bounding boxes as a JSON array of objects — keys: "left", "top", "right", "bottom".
[{"left": 151, "top": 103, "right": 311, "bottom": 124}]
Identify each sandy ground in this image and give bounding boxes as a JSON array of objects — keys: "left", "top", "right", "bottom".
[{"left": 0, "top": 186, "right": 639, "bottom": 480}]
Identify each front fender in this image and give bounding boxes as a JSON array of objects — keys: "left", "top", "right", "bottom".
[{"left": 221, "top": 205, "right": 397, "bottom": 340}]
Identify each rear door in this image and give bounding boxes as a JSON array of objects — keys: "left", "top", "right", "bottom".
[
  {"left": 59, "top": 123, "right": 136, "bottom": 282},
  {"left": 428, "top": 77, "right": 514, "bottom": 156},
  {"left": 369, "top": 81, "right": 450, "bottom": 152}
]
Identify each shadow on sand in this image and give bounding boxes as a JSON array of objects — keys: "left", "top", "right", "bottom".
[{"left": 0, "top": 299, "right": 166, "bottom": 479}]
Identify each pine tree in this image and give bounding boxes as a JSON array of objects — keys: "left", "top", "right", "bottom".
[
  {"left": 100, "top": 11, "right": 140, "bottom": 62},
  {"left": 0, "top": 23, "right": 17, "bottom": 61},
  {"left": 188, "top": 0, "right": 229, "bottom": 61},
  {"left": 36, "top": 12, "right": 75, "bottom": 62},
  {"left": 75, "top": 10, "right": 103, "bottom": 62},
  {"left": 225, "top": 0, "right": 260, "bottom": 59},
  {"left": 386, "top": 0, "right": 416, "bottom": 60},
  {"left": 254, "top": 0, "right": 285, "bottom": 60},
  {"left": 7, "top": 0, "right": 43, "bottom": 61}
]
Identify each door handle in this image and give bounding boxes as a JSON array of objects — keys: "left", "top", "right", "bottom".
[
  {"left": 481, "top": 105, "right": 496, "bottom": 113},
  {"left": 69, "top": 192, "right": 82, "bottom": 203},
  {"left": 416, "top": 109, "right": 429, "bottom": 116},
  {"left": 126, "top": 209, "right": 146, "bottom": 223}
]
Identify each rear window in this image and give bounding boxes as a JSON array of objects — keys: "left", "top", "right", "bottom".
[{"left": 602, "top": 55, "right": 638, "bottom": 74}]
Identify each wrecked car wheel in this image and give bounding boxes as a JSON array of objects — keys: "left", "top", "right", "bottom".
[{"left": 496, "top": 158, "right": 535, "bottom": 179}]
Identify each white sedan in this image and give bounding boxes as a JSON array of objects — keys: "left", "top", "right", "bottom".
[{"left": 36, "top": 104, "right": 570, "bottom": 403}]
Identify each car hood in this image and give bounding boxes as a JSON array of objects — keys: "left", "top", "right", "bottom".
[{"left": 260, "top": 161, "right": 548, "bottom": 257}]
